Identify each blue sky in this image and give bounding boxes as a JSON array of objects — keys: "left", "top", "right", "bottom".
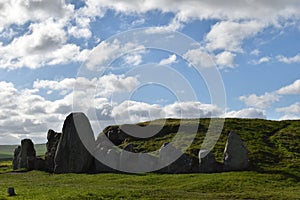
[{"left": 0, "top": 0, "right": 300, "bottom": 144}]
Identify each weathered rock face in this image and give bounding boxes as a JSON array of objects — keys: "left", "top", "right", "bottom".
[
  {"left": 94, "top": 144, "right": 120, "bottom": 173},
  {"left": 159, "top": 142, "right": 196, "bottom": 173},
  {"left": 12, "top": 146, "right": 21, "bottom": 170},
  {"left": 198, "top": 149, "right": 218, "bottom": 173},
  {"left": 54, "top": 113, "right": 96, "bottom": 173},
  {"left": 45, "top": 129, "right": 61, "bottom": 172},
  {"left": 12, "top": 139, "right": 37, "bottom": 170},
  {"left": 119, "top": 143, "right": 139, "bottom": 172},
  {"left": 224, "top": 131, "right": 249, "bottom": 171}
]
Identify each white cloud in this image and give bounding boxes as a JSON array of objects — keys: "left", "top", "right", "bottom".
[
  {"left": 144, "top": 17, "right": 183, "bottom": 33},
  {"left": 225, "top": 108, "right": 266, "bottom": 119},
  {"left": 124, "top": 53, "right": 143, "bottom": 66},
  {"left": 34, "top": 74, "right": 140, "bottom": 98},
  {"left": 111, "top": 100, "right": 163, "bottom": 124},
  {"left": 250, "top": 49, "right": 260, "bottom": 56},
  {"left": 159, "top": 54, "right": 177, "bottom": 66},
  {"left": 276, "top": 54, "right": 300, "bottom": 64},
  {"left": 206, "top": 20, "right": 266, "bottom": 52},
  {"left": 111, "top": 100, "right": 223, "bottom": 124},
  {"left": 183, "top": 48, "right": 215, "bottom": 68},
  {"left": 85, "top": 39, "right": 145, "bottom": 71},
  {"left": 251, "top": 56, "right": 271, "bottom": 65},
  {"left": 76, "top": 0, "right": 300, "bottom": 22},
  {"left": 162, "top": 101, "right": 223, "bottom": 118},
  {"left": 239, "top": 92, "right": 280, "bottom": 109},
  {"left": 215, "top": 51, "right": 236, "bottom": 68},
  {"left": 276, "top": 103, "right": 300, "bottom": 114},
  {"left": 277, "top": 79, "right": 300, "bottom": 95},
  {"left": 0, "top": 0, "right": 73, "bottom": 31},
  {"left": 0, "top": 19, "right": 89, "bottom": 69}
]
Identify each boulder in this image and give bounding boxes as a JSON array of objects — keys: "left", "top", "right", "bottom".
[
  {"left": 45, "top": 129, "right": 61, "bottom": 172},
  {"left": 12, "top": 139, "right": 36, "bottom": 169},
  {"left": 119, "top": 143, "right": 138, "bottom": 172},
  {"left": 12, "top": 146, "right": 21, "bottom": 170},
  {"left": 54, "top": 113, "right": 96, "bottom": 173},
  {"left": 223, "top": 131, "right": 249, "bottom": 171},
  {"left": 159, "top": 142, "right": 195, "bottom": 173},
  {"left": 198, "top": 149, "right": 218, "bottom": 173},
  {"left": 94, "top": 145, "right": 120, "bottom": 173},
  {"left": 137, "top": 153, "right": 159, "bottom": 172},
  {"left": 27, "top": 157, "right": 45, "bottom": 171}
]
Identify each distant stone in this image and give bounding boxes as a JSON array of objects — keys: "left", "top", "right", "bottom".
[
  {"left": 45, "top": 129, "right": 61, "bottom": 172},
  {"left": 8, "top": 187, "right": 16, "bottom": 196},
  {"left": 54, "top": 113, "right": 95, "bottom": 173},
  {"left": 12, "top": 139, "right": 36, "bottom": 170},
  {"left": 224, "top": 131, "right": 249, "bottom": 171},
  {"left": 198, "top": 149, "right": 217, "bottom": 173},
  {"left": 12, "top": 146, "right": 21, "bottom": 170},
  {"left": 159, "top": 142, "right": 195, "bottom": 173}
]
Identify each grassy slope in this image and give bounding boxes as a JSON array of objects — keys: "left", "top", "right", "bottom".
[
  {"left": 115, "top": 118, "right": 299, "bottom": 174},
  {"left": 0, "top": 118, "right": 299, "bottom": 199}
]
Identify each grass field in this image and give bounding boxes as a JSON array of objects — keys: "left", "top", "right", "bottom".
[
  {"left": 0, "top": 163, "right": 299, "bottom": 199},
  {"left": 0, "top": 118, "right": 299, "bottom": 199}
]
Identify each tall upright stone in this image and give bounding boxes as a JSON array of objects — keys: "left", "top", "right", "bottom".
[
  {"left": 223, "top": 131, "right": 249, "bottom": 171},
  {"left": 54, "top": 113, "right": 95, "bottom": 173},
  {"left": 12, "top": 139, "right": 36, "bottom": 169},
  {"left": 198, "top": 149, "right": 218, "bottom": 173},
  {"left": 45, "top": 129, "right": 61, "bottom": 172},
  {"left": 12, "top": 146, "right": 21, "bottom": 170}
]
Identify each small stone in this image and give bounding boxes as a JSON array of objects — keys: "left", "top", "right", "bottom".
[{"left": 8, "top": 187, "right": 16, "bottom": 196}]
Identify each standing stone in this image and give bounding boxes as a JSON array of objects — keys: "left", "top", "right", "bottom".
[
  {"left": 198, "top": 149, "right": 217, "bottom": 173},
  {"left": 12, "top": 146, "right": 21, "bottom": 170},
  {"left": 119, "top": 143, "right": 138, "bottom": 172},
  {"left": 54, "top": 113, "right": 96, "bottom": 173},
  {"left": 159, "top": 142, "right": 194, "bottom": 173},
  {"left": 16, "top": 139, "right": 36, "bottom": 169},
  {"left": 223, "top": 131, "right": 249, "bottom": 171},
  {"left": 94, "top": 146, "right": 120, "bottom": 173},
  {"left": 45, "top": 129, "right": 61, "bottom": 172}
]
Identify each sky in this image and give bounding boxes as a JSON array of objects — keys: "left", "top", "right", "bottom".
[{"left": 0, "top": 0, "right": 300, "bottom": 144}]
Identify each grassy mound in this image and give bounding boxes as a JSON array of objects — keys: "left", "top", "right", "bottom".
[{"left": 100, "top": 118, "right": 300, "bottom": 174}]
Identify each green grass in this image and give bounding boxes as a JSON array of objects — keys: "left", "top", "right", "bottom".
[
  {"left": 0, "top": 164, "right": 299, "bottom": 199},
  {"left": 0, "top": 118, "right": 299, "bottom": 199}
]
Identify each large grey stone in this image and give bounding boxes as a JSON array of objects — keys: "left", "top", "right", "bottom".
[
  {"left": 224, "top": 131, "right": 249, "bottom": 171},
  {"left": 159, "top": 142, "right": 195, "bottom": 173},
  {"left": 94, "top": 145, "right": 120, "bottom": 173},
  {"left": 12, "top": 139, "right": 36, "bottom": 170},
  {"left": 119, "top": 143, "right": 138, "bottom": 172},
  {"left": 45, "top": 129, "right": 61, "bottom": 172},
  {"left": 54, "top": 113, "right": 96, "bottom": 173},
  {"left": 12, "top": 146, "right": 21, "bottom": 170},
  {"left": 198, "top": 149, "right": 217, "bottom": 173}
]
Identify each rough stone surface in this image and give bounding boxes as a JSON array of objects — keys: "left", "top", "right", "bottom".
[
  {"left": 12, "top": 146, "right": 21, "bottom": 170},
  {"left": 198, "top": 149, "right": 218, "bottom": 173},
  {"left": 54, "top": 113, "right": 95, "bottom": 173},
  {"left": 159, "top": 142, "right": 195, "bottom": 173},
  {"left": 119, "top": 143, "right": 138, "bottom": 172},
  {"left": 94, "top": 145, "right": 120, "bottom": 173},
  {"left": 224, "top": 131, "right": 249, "bottom": 171},
  {"left": 12, "top": 139, "right": 36, "bottom": 170},
  {"left": 27, "top": 157, "right": 45, "bottom": 171},
  {"left": 45, "top": 129, "right": 61, "bottom": 172}
]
